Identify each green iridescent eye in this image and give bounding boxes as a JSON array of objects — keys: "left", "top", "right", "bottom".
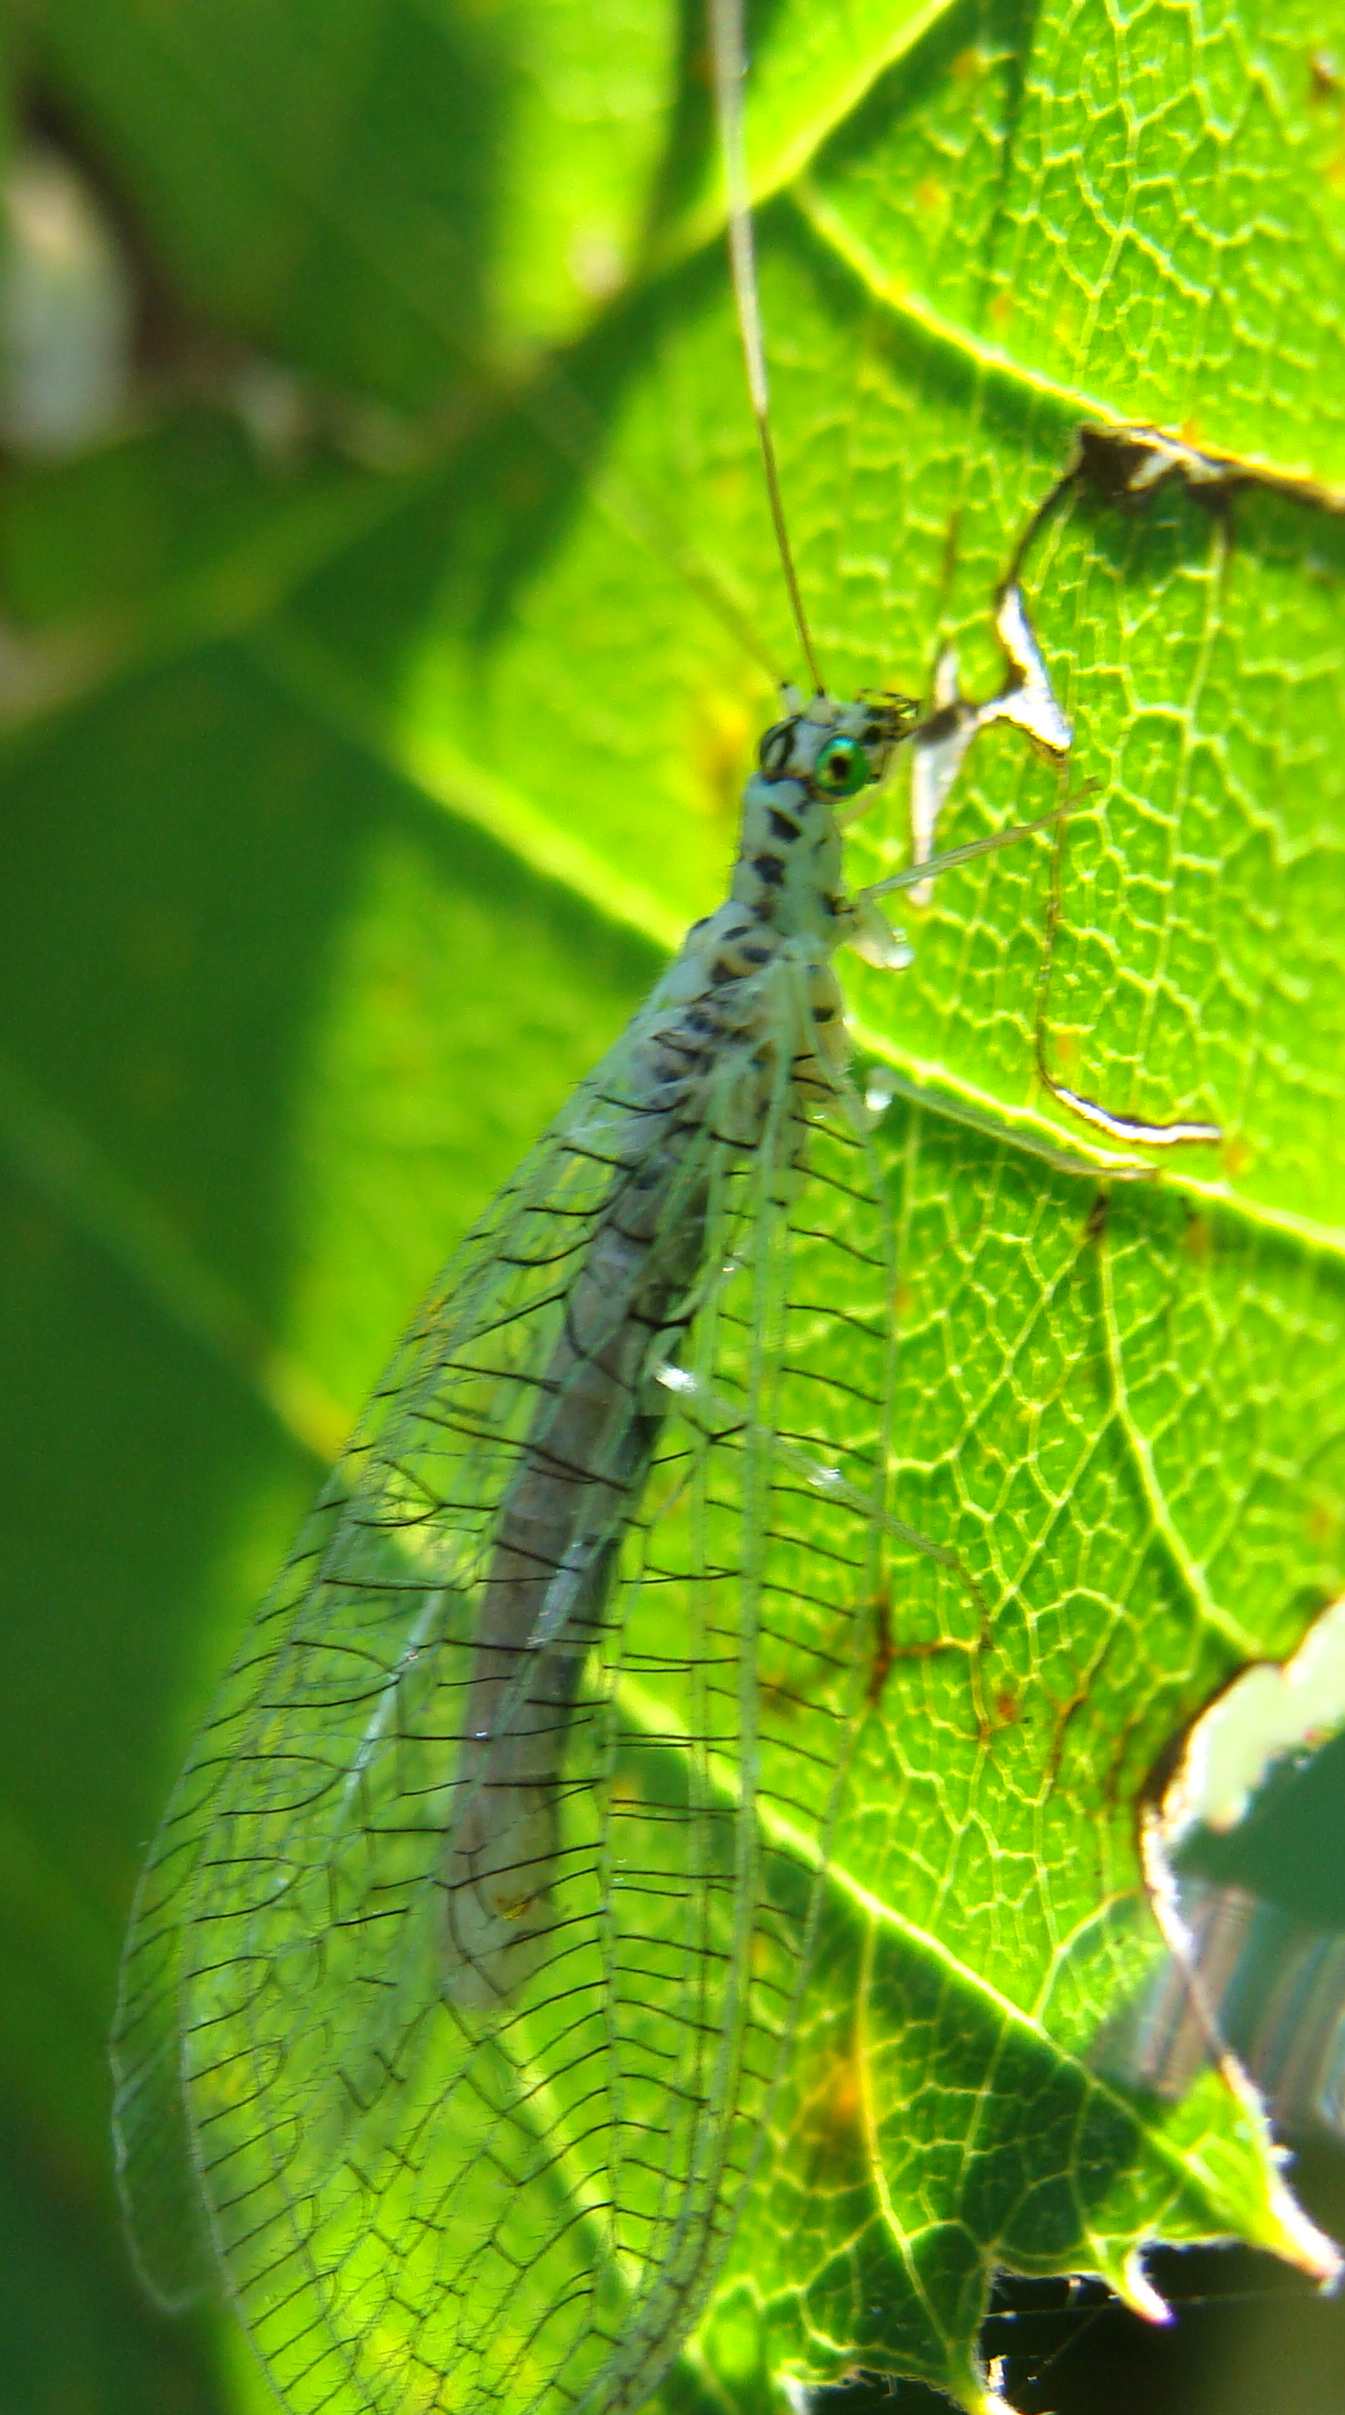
[{"left": 812, "top": 733, "right": 871, "bottom": 799}]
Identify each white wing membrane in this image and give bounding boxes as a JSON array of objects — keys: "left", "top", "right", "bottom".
[{"left": 111, "top": 953, "right": 904, "bottom": 2415}]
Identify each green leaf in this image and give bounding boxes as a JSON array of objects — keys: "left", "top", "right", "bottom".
[{"left": 3, "top": 2, "right": 1343, "bottom": 2412}]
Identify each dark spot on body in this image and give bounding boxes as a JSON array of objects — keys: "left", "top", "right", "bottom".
[
  {"left": 768, "top": 807, "right": 802, "bottom": 843},
  {"left": 751, "top": 853, "right": 786, "bottom": 887},
  {"left": 758, "top": 721, "right": 796, "bottom": 777}
]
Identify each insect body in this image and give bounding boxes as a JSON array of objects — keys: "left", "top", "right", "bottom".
[
  {"left": 111, "top": 690, "right": 929, "bottom": 2414},
  {"left": 441, "top": 695, "right": 914, "bottom": 2006}
]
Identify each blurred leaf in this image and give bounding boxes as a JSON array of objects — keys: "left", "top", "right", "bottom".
[
  {"left": 2, "top": 1, "right": 1343, "bottom": 2412},
  {"left": 30, "top": 0, "right": 683, "bottom": 392}
]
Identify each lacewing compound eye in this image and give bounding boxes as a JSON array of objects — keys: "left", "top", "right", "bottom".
[{"left": 812, "top": 732, "right": 872, "bottom": 798}]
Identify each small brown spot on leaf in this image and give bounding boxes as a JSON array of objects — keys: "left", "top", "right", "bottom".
[
  {"left": 1222, "top": 1131, "right": 1254, "bottom": 1181},
  {"left": 1307, "top": 1497, "right": 1340, "bottom": 1549},
  {"left": 1182, "top": 1212, "right": 1212, "bottom": 1262},
  {"left": 867, "top": 1589, "right": 894, "bottom": 1706}
]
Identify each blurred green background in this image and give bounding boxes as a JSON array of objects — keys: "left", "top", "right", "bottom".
[{"left": 4, "top": 2, "right": 1345, "bottom": 2412}]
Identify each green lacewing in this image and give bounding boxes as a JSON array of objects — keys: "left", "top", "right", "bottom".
[{"left": 109, "top": 7, "right": 1220, "bottom": 2412}]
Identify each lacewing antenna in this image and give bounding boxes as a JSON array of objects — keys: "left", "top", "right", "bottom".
[{"left": 711, "top": 0, "right": 826, "bottom": 696}]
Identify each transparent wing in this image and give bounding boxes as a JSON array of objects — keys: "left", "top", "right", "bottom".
[{"left": 111, "top": 964, "right": 903, "bottom": 2415}]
